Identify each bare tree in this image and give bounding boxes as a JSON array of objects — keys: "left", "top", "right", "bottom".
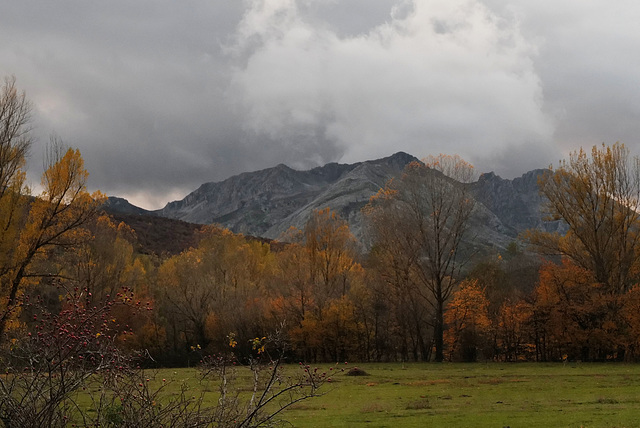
[
  {"left": 0, "top": 291, "right": 327, "bottom": 428},
  {"left": 0, "top": 76, "right": 31, "bottom": 201},
  {"left": 0, "top": 76, "right": 32, "bottom": 284},
  {"left": 366, "top": 155, "right": 476, "bottom": 362}
]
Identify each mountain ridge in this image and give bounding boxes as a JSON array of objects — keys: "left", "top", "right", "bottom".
[
  {"left": 153, "top": 151, "right": 419, "bottom": 239},
  {"left": 104, "top": 152, "right": 559, "bottom": 251}
]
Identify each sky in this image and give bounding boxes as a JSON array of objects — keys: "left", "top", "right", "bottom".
[{"left": 2, "top": 0, "right": 639, "bottom": 209}]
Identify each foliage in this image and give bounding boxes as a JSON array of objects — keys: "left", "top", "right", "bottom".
[
  {"left": 443, "top": 279, "right": 491, "bottom": 361},
  {"left": 532, "top": 259, "right": 627, "bottom": 361},
  {"left": 155, "top": 226, "right": 275, "bottom": 362},
  {"left": 526, "top": 143, "right": 640, "bottom": 293},
  {"left": 11, "top": 71, "right": 640, "bottom": 374},
  {"left": 0, "top": 138, "right": 105, "bottom": 338}
]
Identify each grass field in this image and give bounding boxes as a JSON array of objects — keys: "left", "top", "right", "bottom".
[
  {"left": 124, "top": 362, "right": 640, "bottom": 427},
  {"left": 283, "top": 362, "right": 640, "bottom": 427}
]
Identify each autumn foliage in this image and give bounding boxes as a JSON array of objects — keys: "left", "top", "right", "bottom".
[
  {"left": 7, "top": 71, "right": 640, "bottom": 385},
  {"left": 444, "top": 280, "right": 491, "bottom": 362}
]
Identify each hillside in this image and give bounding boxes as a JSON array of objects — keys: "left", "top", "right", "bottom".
[{"left": 105, "top": 211, "right": 204, "bottom": 256}]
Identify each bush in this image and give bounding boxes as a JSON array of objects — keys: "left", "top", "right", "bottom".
[{"left": 0, "top": 290, "right": 327, "bottom": 428}]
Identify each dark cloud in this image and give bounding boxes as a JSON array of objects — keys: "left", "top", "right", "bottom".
[
  {"left": 1, "top": 1, "right": 639, "bottom": 208},
  {"left": 482, "top": 0, "right": 640, "bottom": 156}
]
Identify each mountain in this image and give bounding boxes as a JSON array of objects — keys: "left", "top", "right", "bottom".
[
  {"left": 471, "top": 170, "right": 567, "bottom": 236},
  {"left": 103, "top": 197, "right": 151, "bottom": 216},
  {"left": 156, "top": 152, "right": 419, "bottom": 241},
  {"left": 106, "top": 152, "right": 562, "bottom": 253}
]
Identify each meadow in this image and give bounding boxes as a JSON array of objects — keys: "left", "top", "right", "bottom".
[{"left": 138, "top": 362, "right": 640, "bottom": 427}]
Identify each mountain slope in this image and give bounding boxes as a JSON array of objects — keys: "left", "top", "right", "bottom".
[
  {"left": 104, "top": 197, "right": 151, "bottom": 216},
  {"left": 156, "top": 152, "right": 418, "bottom": 239},
  {"left": 106, "top": 152, "right": 561, "bottom": 252},
  {"left": 471, "top": 170, "right": 566, "bottom": 236}
]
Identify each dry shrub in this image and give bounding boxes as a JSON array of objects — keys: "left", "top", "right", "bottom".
[{"left": 346, "top": 367, "right": 369, "bottom": 376}]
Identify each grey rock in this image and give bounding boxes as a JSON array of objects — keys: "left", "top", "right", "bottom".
[
  {"left": 156, "top": 152, "right": 418, "bottom": 241},
  {"left": 117, "top": 152, "right": 564, "bottom": 252}
]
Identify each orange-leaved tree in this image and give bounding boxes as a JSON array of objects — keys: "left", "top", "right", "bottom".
[
  {"left": 534, "top": 259, "right": 626, "bottom": 361},
  {"left": 495, "top": 300, "right": 534, "bottom": 361},
  {"left": 444, "top": 279, "right": 491, "bottom": 361}
]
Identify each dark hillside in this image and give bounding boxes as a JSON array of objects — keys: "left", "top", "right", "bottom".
[{"left": 106, "top": 212, "right": 204, "bottom": 256}]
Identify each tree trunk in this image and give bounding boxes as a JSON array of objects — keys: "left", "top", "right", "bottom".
[{"left": 434, "top": 297, "right": 444, "bottom": 362}]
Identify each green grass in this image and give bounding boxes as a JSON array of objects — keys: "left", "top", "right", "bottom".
[
  {"left": 94, "top": 363, "right": 640, "bottom": 427},
  {"left": 285, "top": 362, "right": 640, "bottom": 427}
]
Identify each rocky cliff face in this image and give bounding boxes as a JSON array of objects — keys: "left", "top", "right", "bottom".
[
  {"left": 107, "top": 152, "right": 563, "bottom": 251},
  {"left": 471, "top": 169, "right": 566, "bottom": 236},
  {"left": 156, "top": 152, "right": 418, "bottom": 240}
]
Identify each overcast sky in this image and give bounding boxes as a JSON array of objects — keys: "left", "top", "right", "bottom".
[{"left": 2, "top": 0, "right": 639, "bottom": 209}]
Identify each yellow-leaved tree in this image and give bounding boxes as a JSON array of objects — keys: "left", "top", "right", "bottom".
[
  {"left": 525, "top": 143, "right": 640, "bottom": 360},
  {"left": 526, "top": 143, "right": 640, "bottom": 293},
  {"left": 273, "top": 208, "right": 365, "bottom": 361},
  {"left": 0, "top": 139, "right": 105, "bottom": 337}
]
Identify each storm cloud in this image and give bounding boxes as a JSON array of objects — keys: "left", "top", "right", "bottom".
[{"left": 1, "top": 0, "right": 638, "bottom": 208}]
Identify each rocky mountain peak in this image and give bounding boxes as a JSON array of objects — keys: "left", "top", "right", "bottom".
[
  {"left": 106, "top": 153, "right": 562, "bottom": 252},
  {"left": 478, "top": 171, "right": 498, "bottom": 182}
]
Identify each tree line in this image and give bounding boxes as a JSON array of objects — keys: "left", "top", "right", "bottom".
[{"left": 3, "top": 76, "right": 640, "bottom": 366}]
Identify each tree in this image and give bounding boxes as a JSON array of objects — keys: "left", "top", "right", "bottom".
[
  {"left": 0, "top": 139, "right": 105, "bottom": 338},
  {"left": 365, "top": 236, "right": 433, "bottom": 361},
  {"left": 495, "top": 300, "right": 534, "bottom": 362},
  {"left": 0, "top": 76, "right": 32, "bottom": 313},
  {"left": 526, "top": 143, "right": 640, "bottom": 293},
  {"left": 69, "top": 215, "right": 142, "bottom": 300},
  {"left": 63, "top": 215, "right": 162, "bottom": 353},
  {"left": 523, "top": 143, "right": 640, "bottom": 360},
  {"left": 156, "top": 226, "right": 275, "bottom": 361},
  {"left": 274, "top": 208, "right": 364, "bottom": 361},
  {"left": 0, "top": 76, "right": 31, "bottom": 203},
  {"left": 622, "top": 285, "right": 640, "bottom": 359},
  {"left": 302, "top": 208, "right": 359, "bottom": 307},
  {"left": 533, "top": 259, "right": 625, "bottom": 361},
  {"left": 365, "top": 154, "right": 476, "bottom": 362},
  {"left": 444, "top": 279, "right": 491, "bottom": 361},
  {"left": 0, "top": 78, "right": 107, "bottom": 340}
]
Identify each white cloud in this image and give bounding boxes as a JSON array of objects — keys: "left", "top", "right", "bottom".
[{"left": 229, "top": 0, "right": 555, "bottom": 176}]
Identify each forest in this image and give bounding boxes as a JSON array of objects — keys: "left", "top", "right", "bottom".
[{"left": 3, "top": 75, "right": 640, "bottom": 374}]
